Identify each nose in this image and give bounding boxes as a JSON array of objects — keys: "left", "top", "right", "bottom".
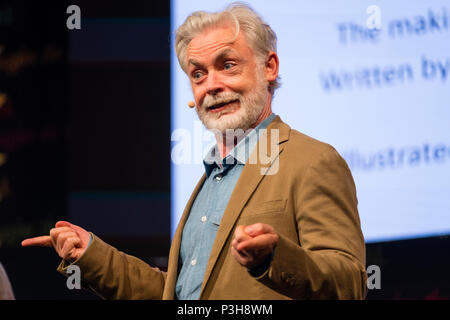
[{"left": 205, "top": 70, "right": 223, "bottom": 96}]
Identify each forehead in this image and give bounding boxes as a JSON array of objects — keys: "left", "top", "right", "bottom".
[{"left": 186, "top": 26, "right": 253, "bottom": 63}]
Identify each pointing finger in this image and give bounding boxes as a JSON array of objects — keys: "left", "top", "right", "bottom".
[{"left": 21, "top": 236, "right": 53, "bottom": 247}]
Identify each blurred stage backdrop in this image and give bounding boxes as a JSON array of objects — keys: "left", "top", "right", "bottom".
[
  {"left": 0, "top": 1, "right": 170, "bottom": 299},
  {"left": 0, "top": 0, "right": 448, "bottom": 299}
]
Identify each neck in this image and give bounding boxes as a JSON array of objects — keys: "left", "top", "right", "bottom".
[{"left": 216, "top": 94, "right": 272, "bottom": 159}]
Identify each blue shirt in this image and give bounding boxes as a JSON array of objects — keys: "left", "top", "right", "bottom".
[{"left": 175, "top": 113, "right": 276, "bottom": 300}]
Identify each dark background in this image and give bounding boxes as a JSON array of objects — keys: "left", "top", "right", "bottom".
[{"left": 0, "top": 1, "right": 448, "bottom": 300}]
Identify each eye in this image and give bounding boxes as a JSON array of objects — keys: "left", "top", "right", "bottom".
[
  {"left": 192, "top": 71, "right": 203, "bottom": 80},
  {"left": 224, "top": 63, "right": 234, "bottom": 70}
]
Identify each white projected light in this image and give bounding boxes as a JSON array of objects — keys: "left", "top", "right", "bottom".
[{"left": 171, "top": 0, "right": 450, "bottom": 242}]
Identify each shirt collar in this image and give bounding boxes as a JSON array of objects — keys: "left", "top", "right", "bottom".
[{"left": 203, "top": 113, "right": 276, "bottom": 177}]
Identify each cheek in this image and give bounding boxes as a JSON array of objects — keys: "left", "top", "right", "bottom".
[
  {"left": 195, "top": 90, "right": 208, "bottom": 107},
  {"left": 232, "top": 70, "right": 258, "bottom": 90},
  {"left": 223, "top": 76, "right": 255, "bottom": 94}
]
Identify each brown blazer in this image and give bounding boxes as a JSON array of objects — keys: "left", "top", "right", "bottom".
[{"left": 58, "top": 116, "right": 367, "bottom": 299}]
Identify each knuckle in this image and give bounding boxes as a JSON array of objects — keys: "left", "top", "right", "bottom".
[
  {"left": 255, "top": 223, "right": 264, "bottom": 231},
  {"left": 68, "top": 236, "right": 79, "bottom": 245},
  {"left": 57, "top": 232, "right": 70, "bottom": 246},
  {"left": 49, "top": 228, "right": 57, "bottom": 237},
  {"left": 56, "top": 232, "right": 65, "bottom": 242},
  {"left": 62, "top": 231, "right": 75, "bottom": 240}
]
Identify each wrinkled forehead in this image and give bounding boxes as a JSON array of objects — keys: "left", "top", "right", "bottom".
[
  {"left": 186, "top": 26, "right": 260, "bottom": 70},
  {"left": 187, "top": 22, "right": 240, "bottom": 52}
]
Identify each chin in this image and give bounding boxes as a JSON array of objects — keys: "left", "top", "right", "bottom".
[
  {"left": 203, "top": 107, "right": 259, "bottom": 134},
  {"left": 197, "top": 82, "right": 268, "bottom": 134}
]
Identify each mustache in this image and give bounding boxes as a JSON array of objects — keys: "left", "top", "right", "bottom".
[{"left": 201, "top": 92, "right": 241, "bottom": 109}]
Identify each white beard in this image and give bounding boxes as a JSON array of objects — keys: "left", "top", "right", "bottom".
[{"left": 196, "top": 70, "right": 268, "bottom": 134}]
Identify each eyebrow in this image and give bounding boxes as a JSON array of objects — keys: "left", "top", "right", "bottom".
[
  {"left": 188, "top": 48, "right": 236, "bottom": 69},
  {"left": 214, "top": 48, "right": 235, "bottom": 61}
]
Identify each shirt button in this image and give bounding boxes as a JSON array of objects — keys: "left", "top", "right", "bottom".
[
  {"left": 215, "top": 175, "right": 222, "bottom": 181},
  {"left": 201, "top": 216, "right": 207, "bottom": 223},
  {"left": 191, "top": 259, "right": 197, "bottom": 266}
]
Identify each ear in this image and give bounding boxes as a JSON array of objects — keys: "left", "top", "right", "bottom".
[{"left": 264, "top": 51, "right": 279, "bottom": 84}]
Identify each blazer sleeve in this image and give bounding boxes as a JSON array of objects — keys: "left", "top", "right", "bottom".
[
  {"left": 57, "top": 233, "right": 167, "bottom": 300},
  {"left": 255, "top": 146, "right": 367, "bottom": 299}
]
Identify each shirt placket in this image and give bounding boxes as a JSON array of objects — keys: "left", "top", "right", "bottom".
[{"left": 187, "top": 165, "right": 224, "bottom": 299}]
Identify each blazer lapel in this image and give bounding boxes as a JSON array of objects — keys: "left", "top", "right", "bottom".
[
  {"left": 162, "top": 173, "right": 206, "bottom": 300},
  {"left": 199, "top": 116, "right": 291, "bottom": 297}
]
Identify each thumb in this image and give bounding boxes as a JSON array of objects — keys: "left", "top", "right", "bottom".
[
  {"left": 56, "top": 220, "right": 84, "bottom": 234},
  {"left": 55, "top": 220, "right": 72, "bottom": 228}
]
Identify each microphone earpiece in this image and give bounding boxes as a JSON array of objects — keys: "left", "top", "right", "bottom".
[{"left": 188, "top": 101, "right": 195, "bottom": 108}]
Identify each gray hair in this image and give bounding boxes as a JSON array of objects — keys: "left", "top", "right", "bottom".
[{"left": 175, "top": 2, "right": 281, "bottom": 94}]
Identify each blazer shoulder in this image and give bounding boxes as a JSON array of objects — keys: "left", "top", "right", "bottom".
[
  {"left": 271, "top": 116, "right": 345, "bottom": 167},
  {"left": 287, "top": 128, "right": 338, "bottom": 158}
]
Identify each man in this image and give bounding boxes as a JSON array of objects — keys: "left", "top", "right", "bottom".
[{"left": 22, "top": 4, "right": 367, "bottom": 299}]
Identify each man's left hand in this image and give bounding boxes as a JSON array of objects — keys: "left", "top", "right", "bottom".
[{"left": 231, "top": 223, "right": 279, "bottom": 270}]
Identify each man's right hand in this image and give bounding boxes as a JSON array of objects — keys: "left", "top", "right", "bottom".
[{"left": 21, "top": 221, "right": 90, "bottom": 263}]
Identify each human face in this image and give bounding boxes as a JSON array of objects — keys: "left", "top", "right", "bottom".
[{"left": 186, "top": 25, "right": 269, "bottom": 134}]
